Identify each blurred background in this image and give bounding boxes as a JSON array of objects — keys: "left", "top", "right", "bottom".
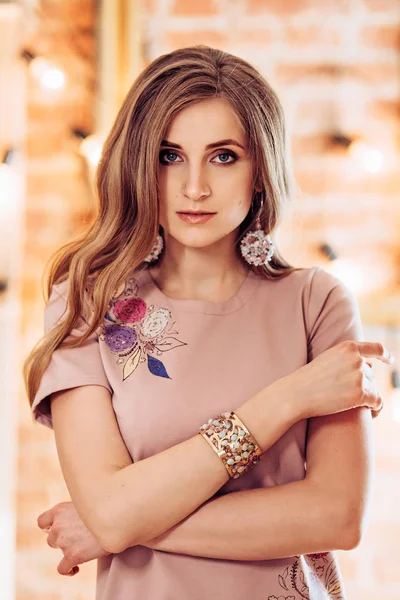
[{"left": 1, "top": 0, "right": 399, "bottom": 598}]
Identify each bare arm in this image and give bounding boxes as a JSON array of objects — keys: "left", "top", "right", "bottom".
[
  {"left": 140, "top": 406, "right": 373, "bottom": 560},
  {"left": 50, "top": 377, "right": 298, "bottom": 555},
  {"left": 51, "top": 338, "right": 385, "bottom": 556},
  {"left": 38, "top": 268, "right": 384, "bottom": 563}
]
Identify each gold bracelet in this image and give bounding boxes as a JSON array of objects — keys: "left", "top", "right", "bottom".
[{"left": 199, "top": 411, "right": 262, "bottom": 479}]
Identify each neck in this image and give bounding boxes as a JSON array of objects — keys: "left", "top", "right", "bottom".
[{"left": 148, "top": 232, "right": 250, "bottom": 301}]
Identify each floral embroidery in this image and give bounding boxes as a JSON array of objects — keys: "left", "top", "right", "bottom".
[
  {"left": 307, "top": 553, "right": 329, "bottom": 561},
  {"left": 273, "top": 554, "right": 345, "bottom": 600},
  {"left": 113, "top": 297, "right": 147, "bottom": 322},
  {"left": 304, "top": 553, "right": 344, "bottom": 599},
  {"left": 98, "top": 273, "right": 187, "bottom": 381},
  {"left": 275, "top": 558, "right": 310, "bottom": 600}
]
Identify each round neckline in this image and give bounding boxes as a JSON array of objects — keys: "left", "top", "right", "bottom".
[{"left": 136, "top": 266, "right": 261, "bottom": 315}]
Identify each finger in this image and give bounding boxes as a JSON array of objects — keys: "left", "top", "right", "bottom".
[
  {"left": 358, "top": 342, "right": 395, "bottom": 365},
  {"left": 47, "top": 530, "right": 60, "bottom": 550},
  {"left": 360, "top": 370, "right": 382, "bottom": 410},
  {"left": 361, "top": 360, "right": 376, "bottom": 385},
  {"left": 371, "top": 400, "right": 384, "bottom": 419},
  {"left": 37, "top": 510, "right": 54, "bottom": 530},
  {"left": 364, "top": 384, "right": 383, "bottom": 412},
  {"left": 57, "top": 556, "right": 79, "bottom": 576}
]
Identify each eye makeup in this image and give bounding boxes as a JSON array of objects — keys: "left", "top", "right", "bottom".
[{"left": 159, "top": 149, "right": 238, "bottom": 165}]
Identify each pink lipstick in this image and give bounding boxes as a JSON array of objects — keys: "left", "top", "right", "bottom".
[{"left": 177, "top": 212, "right": 216, "bottom": 224}]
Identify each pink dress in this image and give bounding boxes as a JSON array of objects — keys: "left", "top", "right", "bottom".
[{"left": 31, "top": 265, "right": 363, "bottom": 600}]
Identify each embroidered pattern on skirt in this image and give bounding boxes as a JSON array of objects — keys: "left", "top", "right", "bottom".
[{"left": 268, "top": 553, "right": 345, "bottom": 600}]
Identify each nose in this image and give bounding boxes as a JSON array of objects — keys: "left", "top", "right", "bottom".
[{"left": 182, "top": 166, "right": 210, "bottom": 202}]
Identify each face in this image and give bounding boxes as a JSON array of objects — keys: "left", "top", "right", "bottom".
[{"left": 157, "top": 98, "right": 254, "bottom": 253}]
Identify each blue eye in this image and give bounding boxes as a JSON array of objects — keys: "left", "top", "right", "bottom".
[
  {"left": 159, "top": 149, "right": 238, "bottom": 165},
  {"left": 160, "top": 150, "right": 180, "bottom": 164},
  {"left": 214, "top": 152, "right": 236, "bottom": 164}
]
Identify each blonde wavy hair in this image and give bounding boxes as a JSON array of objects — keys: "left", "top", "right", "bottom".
[{"left": 24, "top": 44, "right": 300, "bottom": 406}]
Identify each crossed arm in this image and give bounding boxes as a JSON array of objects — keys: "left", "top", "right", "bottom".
[
  {"left": 42, "top": 401, "right": 373, "bottom": 577},
  {"left": 39, "top": 267, "right": 376, "bottom": 561},
  {"left": 139, "top": 406, "right": 373, "bottom": 560},
  {"left": 49, "top": 371, "right": 374, "bottom": 561}
]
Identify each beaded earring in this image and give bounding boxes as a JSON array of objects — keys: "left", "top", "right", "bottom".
[
  {"left": 240, "top": 196, "right": 275, "bottom": 267},
  {"left": 143, "top": 233, "right": 164, "bottom": 263}
]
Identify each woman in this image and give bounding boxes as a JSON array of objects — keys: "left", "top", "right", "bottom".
[{"left": 24, "top": 45, "right": 393, "bottom": 600}]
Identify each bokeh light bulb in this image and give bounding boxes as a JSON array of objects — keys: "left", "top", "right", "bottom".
[
  {"left": 40, "top": 67, "right": 66, "bottom": 90},
  {"left": 327, "top": 258, "right": 365, "bottom": 294},
  {"left": 348, "top": 141, "right": 384, "bottom": 174},
  {"left": 29, "top": 57, "right": 66, "bottom": 91},
  {"left": 80, "top": 135, "right": 103, "bottom": 167}
]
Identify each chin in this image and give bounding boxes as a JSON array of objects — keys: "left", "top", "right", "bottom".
[
  {"left": 177, "top": 234, "right": 222, "bottom": 249},
  {"left": 164, "top": 227, "right": 229, "bottom": 249}
]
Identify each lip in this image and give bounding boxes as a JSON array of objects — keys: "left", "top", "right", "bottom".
[
  {"left": 177, "top": 212, "right": 216, "bottom": 224},
  {"left": 177, "top": 210, "right": 216, "bottom": 214}
]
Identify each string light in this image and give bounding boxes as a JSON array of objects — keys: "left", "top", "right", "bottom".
[
  {"left": 326, "top": 258, "right": 366, "bottom": 294},
  {"left": 22, "top": 50, "right": 101, "bottom": 168},
  {"left": 319, "top": 242, "right": 338, "bottom": 261},
  {"left": 79, "top": 135, "right": 103, "bottom": 167},
  {"left": 329, "top": 133, "right": 385, "bottom": 174},
  {"left": 72, "top": 129, "right": 103, "bottom": 167},
  {"left": 348, "top": 140, "right": 384, "bottom": 174},
  {"left": 29, "top": 57, "right": 66, "bottom": 91}
]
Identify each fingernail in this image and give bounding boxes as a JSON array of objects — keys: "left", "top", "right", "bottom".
[{"left": 386, "top": 350, "right": 395, "bottom": 363}]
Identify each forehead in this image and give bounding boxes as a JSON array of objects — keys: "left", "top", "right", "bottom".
[{"left": 164, "top": 98, "right": 246, "bottom": 144}]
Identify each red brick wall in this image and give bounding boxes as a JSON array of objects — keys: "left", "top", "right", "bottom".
[
  {"left": 141, "top": 5, "right": 400, "bottom": 600},
  {"left": 19, "top": 1, "right": 400, "bottom": 598},
  {"left": 18, "top": 1, "right": 98, "bottom": 598}
]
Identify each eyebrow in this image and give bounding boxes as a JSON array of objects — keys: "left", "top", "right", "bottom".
[{"left": 160, "top": 138, "right": 246, "bottom": 150}]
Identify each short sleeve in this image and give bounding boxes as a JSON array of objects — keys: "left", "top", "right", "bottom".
[
  {"left": 306, "top": 266, "right": 364, "bottom": 362},
  {"left": 31, "top": 280, "right": 112, "bottom": 430}
]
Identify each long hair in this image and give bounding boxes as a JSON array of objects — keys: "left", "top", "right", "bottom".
[{"left": 24, "top": 44, "right": 300, "bottom": 406}]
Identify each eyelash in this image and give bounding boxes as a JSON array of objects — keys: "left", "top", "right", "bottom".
[{"left": 159, "top": 149, "right": 238, "bottom": 166}]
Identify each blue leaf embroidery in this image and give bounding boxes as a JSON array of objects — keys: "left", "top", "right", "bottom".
[
  {"left": 105, "top": 311, "right": 116, "bottom": 322},
  {"left": 147, "top": 355, "right": 171, "bottom": 379}
]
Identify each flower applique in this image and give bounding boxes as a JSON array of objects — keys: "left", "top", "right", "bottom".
[
  {"left": 98, "top": 274, "right": 187, "bottom": 381},
  {"left": 272, "top": 553, "right": 344, "bottom": 600}
]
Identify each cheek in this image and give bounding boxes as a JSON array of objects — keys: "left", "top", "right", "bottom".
[
  {"left": 158, "top": 171, "right": 178, "bottom": 206},
  {"left": 226, "top": 199, "right": 252, "bottom": 225},
  {"left": 227, "top": 180, "right": 253, "bottom": 216},
  {"left": 237, "top": 196, "right": 252, "bottom": 210},
  {"left": 225, "top": 169, "right": 253, "bottom": 206}
]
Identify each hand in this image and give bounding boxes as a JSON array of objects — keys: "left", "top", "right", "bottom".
[
  {"left": 37, "top": 501, "right": 111, "bottom": 576},
  {"left": 283, "top": 340, "right": 395, "bottom": 419}
]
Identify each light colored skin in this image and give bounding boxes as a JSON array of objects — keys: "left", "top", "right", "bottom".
[
  {"left": 37, "top": 98, "right": 394, "bottom": 576},
  {"left": 151, "top": 97, "right": 256, "bottom": 300}
]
